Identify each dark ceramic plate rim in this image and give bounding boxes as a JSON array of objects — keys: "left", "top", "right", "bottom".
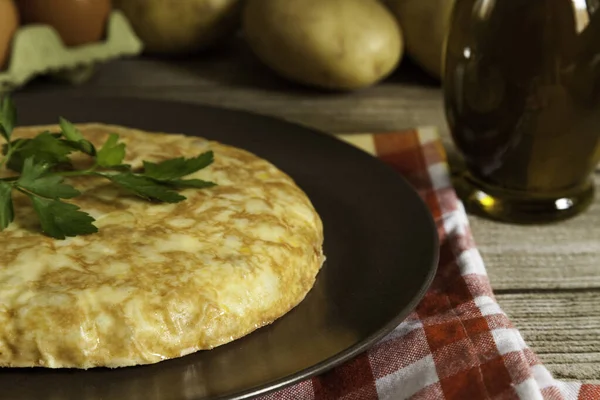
[{"left": 8, "top": 95, "right": 439, "bottom": 400}]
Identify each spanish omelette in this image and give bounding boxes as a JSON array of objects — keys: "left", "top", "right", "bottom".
[{"left": 0, "top": 123, "right": 325, "bottom": 369}]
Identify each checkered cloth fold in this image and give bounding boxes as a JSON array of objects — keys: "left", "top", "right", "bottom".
[{"left": 259, "top": 128, "right": 600, "bottom": 400}]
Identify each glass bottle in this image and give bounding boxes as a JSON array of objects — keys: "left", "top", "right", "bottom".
[{"left": 444, "top": 0, "right": 600, "bottom": 223}]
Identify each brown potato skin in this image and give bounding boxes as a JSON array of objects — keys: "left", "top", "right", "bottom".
[
  {"left": 384, "top": 0, "right": 454, "bottom": 80},
  {"left": 244, "top": 0, "right": 403, "bottom": 90},
  {"left": 114, "top": 0, "right": 242, "bottom": 55}
]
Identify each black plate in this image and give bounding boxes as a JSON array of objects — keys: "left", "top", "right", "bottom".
[{"left": 3, "top": 96, "right": 438, "bottom": 400}]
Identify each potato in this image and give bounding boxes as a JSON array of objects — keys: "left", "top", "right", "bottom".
[
  {"left": 384, "top": 0, "right": 454, "bottom": 80},
  {"left": 243, "top": 0, "right": 403, "bottom": 90},
  {"left": 114, "top": 0, "right": 242, "bottom": 55}
]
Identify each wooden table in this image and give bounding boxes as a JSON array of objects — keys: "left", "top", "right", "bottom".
[{"left": 17, "top": 42, "right": 600, "bottom": 382}]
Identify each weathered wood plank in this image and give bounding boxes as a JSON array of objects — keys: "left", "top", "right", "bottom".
[
  {"left": 19, "top": 44, "right": 450, "bottom": 137},
  {"left": 497, "top": 291, "right": 600, "bottom": 382}
]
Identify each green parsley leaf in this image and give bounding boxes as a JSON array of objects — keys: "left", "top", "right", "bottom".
[
  {"left": 0, "top": 97, "right": 17, "bottom": 141},
  {"left": 165, "top": 179, "right": 217, "bottom": 189},
  {"left": 142, "top": 151, "right": 214, "bottom": 181},
  {"left": 105, "top": 173, "right": 186, "bottom": 203},
  {"left": 59, "top": 117, "right": 95, "bottom": 155},
  {"left": 96, "top": 133, "right": 126, "bottom": 167},
  {"left": 59, "top": 117, "right": 84, "bottom": 142},
  {"left": 0, "top": 181, "right": 14, "bottom": 231},
  {"left": 17, "top": 158, "right": 80, "bottom": 199},
  {"left": 28, "top": 195, "right": 97, "bottom": 239},
  {"left": 7, "top": 132, "right": 73, "bottom": 171},
  {"left": 64, "top": 139, "right": 96, "bottom": 156},
  {"left": 0, "top": 96, "right": 218, "bottom": 238}
]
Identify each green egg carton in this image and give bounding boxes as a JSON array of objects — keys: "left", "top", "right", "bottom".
[{"left": 0, "top": 10, "right": 143, "bottom": 92}]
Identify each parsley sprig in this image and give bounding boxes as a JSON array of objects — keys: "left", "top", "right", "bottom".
[{"left": 0, "top": 96, "right": 216, "bottom": 239}]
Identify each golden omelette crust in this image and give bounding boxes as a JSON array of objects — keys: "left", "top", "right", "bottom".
[{"left": 0, "top": 124, "right": 324, "bottom": 369}]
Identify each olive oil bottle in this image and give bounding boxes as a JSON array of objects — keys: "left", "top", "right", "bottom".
[{"left": 444, "top": 0, "right": 600, "bottom": 223}]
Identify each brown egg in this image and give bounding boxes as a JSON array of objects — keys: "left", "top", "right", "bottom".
[
  {"left": 0, "top": 0, "right": 19, "bottom": 70},
  {"left": 17, "top": 0, "right": 112, "bottom": 47}
]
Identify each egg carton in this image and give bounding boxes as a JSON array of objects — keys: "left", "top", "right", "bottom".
[{"left": 0, "top": 10, "right": 143, "bottom": 92}]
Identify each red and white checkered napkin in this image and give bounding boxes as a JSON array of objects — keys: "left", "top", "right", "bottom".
[{"left": 260, "top": 128, "right": 600, "bottom": 400}]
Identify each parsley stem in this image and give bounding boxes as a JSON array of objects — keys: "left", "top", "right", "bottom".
[
  {"left": 55, "top": 166, "right": 97, "bottom": 177},
  {"left": 0, "top": 139, "right": 25, "bottom": 171},
  {"left": 14, "top": 186, "right": 30, "bottom": 197},
  {"left": 1, "top": 143, "right": 11, "bottom": 167}
]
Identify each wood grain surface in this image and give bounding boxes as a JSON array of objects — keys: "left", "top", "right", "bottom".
[{"left": 14, "top": 40, "right": 600, "bottom": 382}]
